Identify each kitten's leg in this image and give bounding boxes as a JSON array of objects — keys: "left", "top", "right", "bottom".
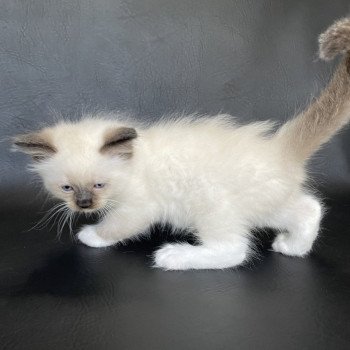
[
  {"left": 154, "top": 238, "right": 249, "bottom": 270},
  {"left": 77, "top": 225, "right": 115, "bottom": 248},
  {"left": 77, "top": 208, "right": 150, "bottom": 248},
  {"left": 154, "top": 216, "right": 250, "bottom": 270},
  {"left": 269, "top": 193, "right": 322, "bottom": 256}
]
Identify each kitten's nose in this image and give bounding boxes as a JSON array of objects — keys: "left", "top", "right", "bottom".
[
  {"left": 75, "top": 189, "right": 93, "bottom": 209},
  {"left": 76, "top": 198, "right": 92, "bottom": 209}
]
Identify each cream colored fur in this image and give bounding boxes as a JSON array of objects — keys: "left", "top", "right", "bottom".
[{"left": 13, "top": 17, "right": 350, "bottom": 270}]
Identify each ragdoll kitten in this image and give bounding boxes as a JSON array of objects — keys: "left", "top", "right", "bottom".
[{"left": 12, "top": 18, "right": 350, "bottom": 270}]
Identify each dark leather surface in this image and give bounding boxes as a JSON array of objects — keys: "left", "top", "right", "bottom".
[
  {"left": 1, "top": 199, "right": 350, "bottom": 349},
  {"left": 1, "top": 1, "right": 350, "bottom": 349}
]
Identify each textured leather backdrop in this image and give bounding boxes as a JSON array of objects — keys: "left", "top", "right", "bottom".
[{"left": 1, "top": 1, "right": 350, "bottom": 349}]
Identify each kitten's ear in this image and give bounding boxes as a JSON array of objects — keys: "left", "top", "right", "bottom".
[
  {"left": 100, "top": 127, "right": 137, "bottom": 158},
  {"left": 12, "top": 131, "right": 56, "bottom": 161}
]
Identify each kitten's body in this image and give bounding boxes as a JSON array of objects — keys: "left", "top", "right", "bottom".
[
  {"left": 48, "top": 114, "right": 314, "bottom": 269},
  {"left": 13, "top": 18, "right": 350, "bottom": 269}
]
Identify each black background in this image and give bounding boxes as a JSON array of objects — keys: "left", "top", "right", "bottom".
[{"left": 1, "top": 1, "right": 350, "bottom": 349}]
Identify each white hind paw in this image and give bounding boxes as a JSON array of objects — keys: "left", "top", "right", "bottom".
[{"left": 272, "top": 233, "right": 312, "bottom": 257}]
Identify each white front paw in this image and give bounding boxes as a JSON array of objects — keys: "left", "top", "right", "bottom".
[
  {"left": 272, "top": 233, "right": 312, "bottom": 257},
  {"left": 154, "top": 243, "right": 192, "bottom": 270},
  {"left": 77, "top": 226, "right": 115, "bottom": 248}
]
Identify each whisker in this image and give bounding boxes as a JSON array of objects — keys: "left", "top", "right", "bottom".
[
  {"left": 56, "top": 207, "right": 71, "bottom": 241},
  {"left": 30, "top": 202, "right": 67, "bottom": 231}
]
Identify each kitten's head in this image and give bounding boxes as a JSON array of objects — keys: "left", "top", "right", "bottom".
[{"left": 12, "top": 118, "right": 138, "bottom": 213}]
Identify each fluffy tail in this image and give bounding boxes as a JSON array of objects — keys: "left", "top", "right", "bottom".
[{"left": 277, "top": 17, "right": 350, "bottom": 161}]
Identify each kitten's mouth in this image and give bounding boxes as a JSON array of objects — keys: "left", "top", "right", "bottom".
[
  {"left": 72, "top": 203, "right": 98, "bottom": 213},
  {"left": 75, "top": 207, "right": 98, "bottom": 213},
  {"left": 70, "top": 201, "right": 113, "bottom": 215}
]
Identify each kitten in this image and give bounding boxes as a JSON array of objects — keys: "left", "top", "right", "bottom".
[{"left": 12, "top": 18, "right": 350, "bottom": 270}]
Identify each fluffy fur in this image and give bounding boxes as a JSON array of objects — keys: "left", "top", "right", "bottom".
[{"left": 13, "top": 18, "right": 350, "bottom": 270}]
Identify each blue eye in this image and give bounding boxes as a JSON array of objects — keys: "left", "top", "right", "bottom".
[
  {"left": 93, "top": 183, "right": 105, "bottom": 189},
  {"left": 61, "top": 185, "right": 74, "bottom": 192}
]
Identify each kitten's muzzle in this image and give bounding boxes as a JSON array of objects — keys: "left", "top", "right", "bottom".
[
  {"left": 75, "top": 190, "right": 93, "bottom": 209},
  {"left": 76, "top": 198, "right": 92, "bottom": 208}
]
